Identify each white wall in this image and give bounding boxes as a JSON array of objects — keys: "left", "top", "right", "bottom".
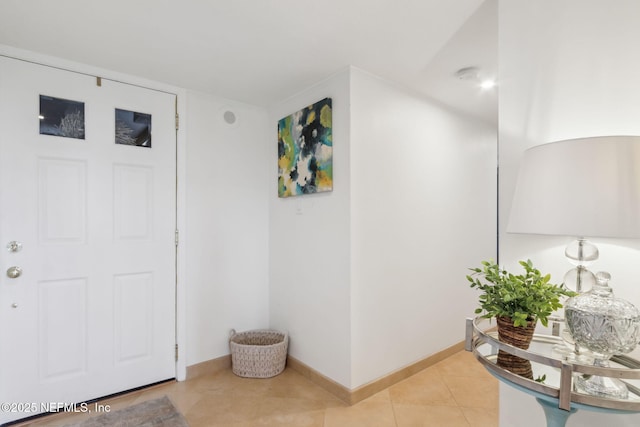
[
  {"left": 185, "top": 90, "right": 270, "bottom": 366},
  {"left": 349, "top": 68, "right": 497, "bottom": 388},
  {"left": 268, "top": 67, "right": 497, "bottom": 389},
  {"left": 268, "top": 69, "right": 352, "bottom": 387},
  {"left": 499, "top": 1, "right": 640, "bottom": 425}
]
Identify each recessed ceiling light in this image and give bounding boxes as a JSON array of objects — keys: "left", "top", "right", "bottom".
[
  {"left": 480, "top": 79, "right": 497, "bottom": 90},
  {"left": 455, "top": 66, "right": 497, "bottom": 90}
]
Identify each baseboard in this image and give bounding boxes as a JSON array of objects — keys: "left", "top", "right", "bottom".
[
  {"left": 287, "top": 340, "right": 466, "bottom": 405},
  {"left": 285, "top": 356, "right": 352, "bottom": 404},
  {"left": 349, "top": 340, "right": 465, "bottom": 404},
  {"left": 187, "top": 340, "right": 465, "bottom": 405},
  {"left": 185, "top": 354, "right": 231, "bottom": 380}
]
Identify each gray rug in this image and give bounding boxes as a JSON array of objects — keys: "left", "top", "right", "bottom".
[{"left": 63, "top": 396, "right": 189, "bottom": 427}]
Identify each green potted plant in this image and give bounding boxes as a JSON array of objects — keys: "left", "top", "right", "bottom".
[{"left": 466, "top": 259, "right": 576, "bottom": 378}]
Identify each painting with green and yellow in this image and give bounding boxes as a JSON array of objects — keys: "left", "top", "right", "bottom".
[{"left": 277, "top": 97, "right": 332, "bottom": 197}]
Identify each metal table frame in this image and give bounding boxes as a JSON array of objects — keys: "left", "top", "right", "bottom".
[{"left": 465, "top": 317, "right": 640, "bottom": 427}]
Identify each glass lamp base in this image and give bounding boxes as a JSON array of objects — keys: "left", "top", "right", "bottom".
[
  {"left": 563, "top": 267, "right": 595, "bottom": 293},
  {"left": 563, "top": 238, "right": 598, "bottom": 293},
  {"left": 574, "top": 372, "right": 629, "bottom": 399}
]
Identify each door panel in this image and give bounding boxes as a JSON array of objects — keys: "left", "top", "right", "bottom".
[
  {"left": 38, "top": 158, "right": 88, "bottom": 244},
  {"left": 38, "top": 278, "right": 88, "bottom": 381},
  {"left": 114, "top": 272, "right": 153, "bottom": 364},
  {"left": 0, "top": 56, "right": 176, "bottom": 423},
  {"left": 113, "top": 164, "right": 153, "bottom": 240}
]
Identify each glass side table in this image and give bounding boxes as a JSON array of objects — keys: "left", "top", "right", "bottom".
[{"left": 465, "top": 317, "right": 640, "bottom": 427}]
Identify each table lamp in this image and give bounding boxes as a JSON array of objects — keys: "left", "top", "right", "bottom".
[
  {"left": 507, "top": 135, "right": 640, "bottom": 292},
  {"left": 506, "top": 135, "right": 640, "bottom": 398}
]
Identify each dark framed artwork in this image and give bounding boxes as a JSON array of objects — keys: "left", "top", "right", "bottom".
[
  {"left": 115, "top": 108, "right": 152, "bottom": 147},
  {"left": 277, "top": 97, "right": 333, "bottom": 198},
  {"left": 39, "top": 95, "right": 85, "bottom": 139}
]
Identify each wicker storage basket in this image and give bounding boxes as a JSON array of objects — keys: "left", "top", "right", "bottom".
[{"left": 229, "top": 329, "right": 288, "bottom": 378}]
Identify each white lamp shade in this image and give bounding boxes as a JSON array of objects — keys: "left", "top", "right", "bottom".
[{"left": 507, "top": 136, "right": 640, "bottom": 238}]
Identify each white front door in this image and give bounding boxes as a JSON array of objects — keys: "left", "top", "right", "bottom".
[{"left": 0, "top": 56, "right": 176, "bottom": 424}]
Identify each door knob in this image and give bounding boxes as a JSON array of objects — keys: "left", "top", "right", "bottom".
[{"left": 6, "top": 266, "right": 22, "bottom": 279}]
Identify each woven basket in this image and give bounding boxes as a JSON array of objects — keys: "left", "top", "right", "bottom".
[
  {"left": 496, "top": 316, "right": 535, "bottom": 380},
  {"left": 229, "top": 329, "right": 288, "bottom": 378}
]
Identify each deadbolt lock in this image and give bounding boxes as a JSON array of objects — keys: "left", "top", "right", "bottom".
[{"left": 6, "top": 241, "right": 22, "bottom": 253}]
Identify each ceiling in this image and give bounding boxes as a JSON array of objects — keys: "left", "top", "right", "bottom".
[{"left": 0, "top": 0, "right": 496, "bottom": 123}]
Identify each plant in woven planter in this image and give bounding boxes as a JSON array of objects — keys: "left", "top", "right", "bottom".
[{"left": 467, "top": 259, "right": 576, "bottom": 379}]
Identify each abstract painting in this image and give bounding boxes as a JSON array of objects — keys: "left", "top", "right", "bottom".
[
  {"left": 39, "top": 95, "right": 85, "bottom": 139},
  {"left": 115, "top": 109, "right": 152, "bottom": 147},
  {"left": 277, "top": 97, "right": 332, "bottom": 197}
]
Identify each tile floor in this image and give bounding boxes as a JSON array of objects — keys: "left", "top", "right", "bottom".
[{"left": 15, "top": 350, "right": 498, "bottom": 427}]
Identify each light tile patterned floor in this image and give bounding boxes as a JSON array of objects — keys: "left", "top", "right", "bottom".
[{"left": 15, "top": 350, "right": 497, "bottom": 426}]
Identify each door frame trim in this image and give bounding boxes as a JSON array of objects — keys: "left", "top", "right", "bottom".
[{"left": 175, "top": 91, "right": 187, "bottom": 381}]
